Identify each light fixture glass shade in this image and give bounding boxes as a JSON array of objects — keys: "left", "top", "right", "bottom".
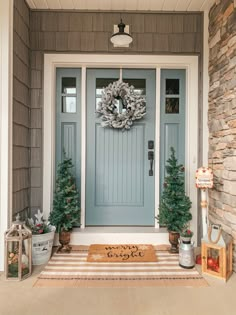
[
  {"left": 110, "top": 20, "right": 133, "bottom": 47},
  {"left": 110, "top": 33, "right": 133, "bottom": 46}
]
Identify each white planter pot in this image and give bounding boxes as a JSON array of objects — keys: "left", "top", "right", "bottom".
[{"left": 32, "top": 227, "right": 56, "bottom": 265}]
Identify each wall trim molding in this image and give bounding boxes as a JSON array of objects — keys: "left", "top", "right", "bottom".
[
  {"left": 43, "top": 54, "right": 199, "bottom": 243},
  {"left": 203, "top": 10, "right": 210, "bottom": 167},
  {"left": 0, "top": 0, "right": 13, "bottom": 271}
]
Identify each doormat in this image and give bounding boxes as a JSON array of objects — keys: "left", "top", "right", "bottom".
[
  {"left": 34, "top": 246, "right": 208, "bottom": 287},
  {"left": 87, "top": 244, "right": 157, "bottom": 262}
]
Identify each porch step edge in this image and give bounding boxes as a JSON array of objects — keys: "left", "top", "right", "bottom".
[{"left": 54, "top": 229, "right": 169, "bottom": 246}]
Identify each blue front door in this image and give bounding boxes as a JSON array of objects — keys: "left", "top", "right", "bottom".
[{"left": 86, "top": 69, "right": 156, "bottom": 226}]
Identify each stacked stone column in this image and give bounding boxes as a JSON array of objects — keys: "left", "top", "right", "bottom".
[{"left": 208, "top": 0, "right": 236, "bottom": 270}]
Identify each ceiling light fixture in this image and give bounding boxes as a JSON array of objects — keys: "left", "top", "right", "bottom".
[{"left": 110, "top": 19, "right": 133, "bottom": 47}]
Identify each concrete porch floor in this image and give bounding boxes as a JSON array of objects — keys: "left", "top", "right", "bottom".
[{"left": 0, "top": 258, "right": 236, "bottom": 315}]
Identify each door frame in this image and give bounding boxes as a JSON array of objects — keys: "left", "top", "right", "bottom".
[{"left": 43, "top": 54, "right": 198, "bottom": 238}]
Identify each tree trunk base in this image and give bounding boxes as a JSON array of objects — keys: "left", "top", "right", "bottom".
[{"left": 57, "top": 244, "right": 72, "bottom": 253}]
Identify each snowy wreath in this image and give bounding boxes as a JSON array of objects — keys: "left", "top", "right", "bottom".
[{"left": 96, "top": 80, "right": 146, "bottom": 130}]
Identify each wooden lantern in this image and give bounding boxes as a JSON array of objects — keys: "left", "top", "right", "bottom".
[
  {"left": 201, "top": 224, "right": 233, "bottom": 281},
  {"left": 5, "top": 214, "right": 32, "bottom": 281}
]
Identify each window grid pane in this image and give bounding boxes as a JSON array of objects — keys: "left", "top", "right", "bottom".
[{"left": 62, "top": 77, "right": 77, "bottom": 113}]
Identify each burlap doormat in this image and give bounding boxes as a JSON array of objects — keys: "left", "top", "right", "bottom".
[
  {"left": 34, "top": 245, "right": 209, "bottom": 288},
  {"left": 87, "top": 244, "right": 157, "bottom": 262}
]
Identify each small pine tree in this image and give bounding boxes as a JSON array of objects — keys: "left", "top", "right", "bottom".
[
  {"left": 158, "top": 147, "right": 192, "bottom": 232},
  {"left": 49, "top": 156, "right": 80, "bottom": 233}
]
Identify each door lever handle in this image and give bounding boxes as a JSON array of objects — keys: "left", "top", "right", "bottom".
[{"left": 148, "top": 151, "right": 154, "bottom": 176}]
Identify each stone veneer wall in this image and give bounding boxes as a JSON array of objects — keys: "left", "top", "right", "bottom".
[
  {"left": 29, "top": 11, "right": 203, "bottom": 215},
  {"left": 208, "top": 0, "right": 236, "bottom": 270},
  {"left": 13, "top": 0, "right": 30, "bottom": 219}
]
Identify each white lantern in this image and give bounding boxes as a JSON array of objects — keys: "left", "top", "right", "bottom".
[{"left": 5, "top": 214, "right": 32, "bottom": 281}]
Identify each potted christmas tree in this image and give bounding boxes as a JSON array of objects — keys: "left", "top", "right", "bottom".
[
  {"left": 49, "top": 155, "right": 80, "bottom": 253},
  {"left": 158, "top": 147, "right": 192, "bottom": 253}
]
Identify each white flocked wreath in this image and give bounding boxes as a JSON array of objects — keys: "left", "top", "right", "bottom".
[{"left": 96, "top": 80, "right": 146, "bottom": 130}]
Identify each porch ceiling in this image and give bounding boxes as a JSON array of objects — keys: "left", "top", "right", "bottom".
[{"left": 26, "top": 0, "right": 215, "bottom": 11}]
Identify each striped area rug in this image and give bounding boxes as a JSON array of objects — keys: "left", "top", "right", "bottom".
[{"left": 34, "top": 246, "right": 208, "bottom": 287}]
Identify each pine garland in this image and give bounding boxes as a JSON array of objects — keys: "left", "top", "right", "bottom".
[
  {"left": 158, "top": 147, "right": 192, "bottom": 232},
  {"left": 96, "top": 80, "right": 146, "bottom": 130}
]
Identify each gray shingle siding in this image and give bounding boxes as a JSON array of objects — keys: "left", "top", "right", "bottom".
[{"left": 13, "top": 0, "right": 30, "bottom": 219}]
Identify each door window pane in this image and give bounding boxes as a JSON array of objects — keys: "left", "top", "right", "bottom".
[
  {"left": 96, "top": 78, "right": 118, "bottom": 110},
  {"left": 62, "top": 96, "right": 76, "bottom": 113},
  {"left": 166, "top": 79, "right": 179, "bottom": 95},
  {"left": 96, "top": 78, "right": 119, "bottom": 94},
  {"left": 62, "top": 77, "right": 77, "bottom": 113},
  {"left": 123, "top": 79, "right": 146, "bottom": 96},
  {"left": 62, "top": 77, "right": 76, "bottom": 94},
  {"left": 165, "top": 98, "right": 179, "bottom": 114}
]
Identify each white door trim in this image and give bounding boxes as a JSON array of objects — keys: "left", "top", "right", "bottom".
[
  {"left": 43, "top": 54, "right": 199, "bottom": 243},
  {"left": 203, "top": 10, "right": 210, "bottom": 166},
  {"left": 0, "top": 0, "right": 13, "bottom": 271}
]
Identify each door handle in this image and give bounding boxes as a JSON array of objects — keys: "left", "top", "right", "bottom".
[{"left": 148, "top": 151, "right": 154, "bottom": 176}]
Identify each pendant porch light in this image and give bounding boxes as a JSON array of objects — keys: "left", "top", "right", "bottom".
[{"left": 110, "top": 19, "right": 133, "bottom": 47}]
